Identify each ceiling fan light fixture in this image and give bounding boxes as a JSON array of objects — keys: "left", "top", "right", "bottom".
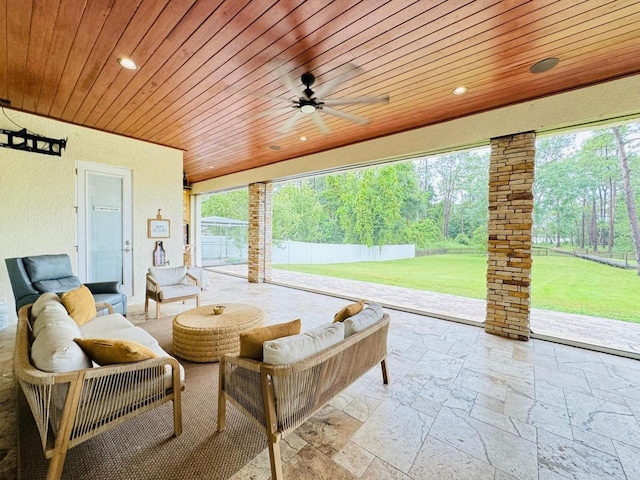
[
  {"left": 300, "top": 104, "right": 316, "bottom": 114},
  {"left": 117, "top": 57, "right": 138, "bottom": 70},
  {"left": 452, "top": 86, "right": 468, "bottom": 95},
  {"left": 299, "top": 136, "right": 308, "bottom": 141}
]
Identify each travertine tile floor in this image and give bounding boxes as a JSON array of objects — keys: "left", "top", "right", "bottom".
[
  {"left": 216, "top": 264, "right": 640, "bottom": 355},
  {"left": 3, "top": 271, "right": 640, "bottom": 479}
]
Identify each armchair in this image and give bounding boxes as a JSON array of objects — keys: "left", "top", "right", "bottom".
[
  {"left": 145, "top": 265, "right": 200, "bottom": 318},
  {"left": 5, "top": 254, "right": 127, "bottom": 315}
]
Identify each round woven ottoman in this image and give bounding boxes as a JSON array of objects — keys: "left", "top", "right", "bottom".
[{"left": 172, "top": 303, "right": 263, "bottom": 362}]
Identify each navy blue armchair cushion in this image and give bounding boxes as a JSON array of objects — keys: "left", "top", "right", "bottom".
[{"left": 5, "top": 254, "right": 127, "bottom": 315}]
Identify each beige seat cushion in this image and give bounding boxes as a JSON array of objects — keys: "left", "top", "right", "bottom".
[
  {"left": 79, "top": 313, "right": 137, "bottom": 338},
  {"left": 158, "top": 284, "right": 200, "bottom": 300}
]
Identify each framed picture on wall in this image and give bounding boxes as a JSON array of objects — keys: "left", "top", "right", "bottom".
[{"left": 148, "top": 219, "right": 170, "bottom": 238}]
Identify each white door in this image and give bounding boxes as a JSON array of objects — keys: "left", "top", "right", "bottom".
[{"left": 77, "top": 162, "right": 133, "bottom": 296}]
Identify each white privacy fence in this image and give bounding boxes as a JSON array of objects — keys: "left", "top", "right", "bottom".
[
  {"left": 273, "top": 240, "right": 415, "bottom": 264},
  {"left": 200, "top": 236, "right": 415, "bottom": 266}
]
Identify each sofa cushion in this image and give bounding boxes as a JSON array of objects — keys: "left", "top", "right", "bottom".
[
  {"left": 149, "top": 266, "right": 188, "bottom": 286},
  {"left": 333, "top": 300, "right": 365, "bottom": 323},
  {"left": 32, "top": 309, "right": 80, "bottom": 338},
  {"left": 74, "top": 338, "right": 158, "bottom": 365},
  {"left": 343, "top": 303, "right": 384, "bottom": 337},
  {"left": 31, "top": 324, "right": 92, "bottom": 373},
  {"left": 263, "top": 323, "right": 345, "bottom": 365},
  {"left": 82, "top": 324, "right": 160, "bottom": 350},
  {"left": 240, "top": 319, "right": 301, "bottom": 361},
  {"left": 158, "top": 284, "right": 200, "bottom": 301},
  {"left": 23, "top": 254, "right": 73, "bottom": 282},
  {"left": 31, "top": 292, "right": 64, "bottom": 319},
  {"left": 61, "top": 285, "right": 96, "bottom": 326},
  {"left": 33, "top": 276, "right": 82, "bottom": 294},
  {"left": 78, "top": 313, "right": 136, "bottom": 338}
]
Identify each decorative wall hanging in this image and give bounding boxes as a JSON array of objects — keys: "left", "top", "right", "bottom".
[{"left": 148, "top": 209, "right": 170, "bottom": 238}]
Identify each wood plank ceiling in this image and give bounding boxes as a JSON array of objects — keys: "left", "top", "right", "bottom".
[{"left": 2, "top": 0, "right": 640, "bottom": 183}]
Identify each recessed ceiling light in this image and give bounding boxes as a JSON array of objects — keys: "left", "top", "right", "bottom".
[
  {"left": 452, "top": 86, "right": 468, "bottom": 95},
  {"left": 269, "top": 145, "right": 281, "bottom": 150},
  {"left": 529, "top": 57, "right": 559, "bottom": 74},
  {"left": 117, "top": 57, "right": 138, "bottom": 70},
  {"left": 299, "top": 136, "right": 308, "bottom": 141}
]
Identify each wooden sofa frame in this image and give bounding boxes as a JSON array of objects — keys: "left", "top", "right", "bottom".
[
  {"left": 217, "top": 314, "right": 390, "bottom": 479},
  {"left": 15, "top": 304, "right": 183, "bottom": 480}
]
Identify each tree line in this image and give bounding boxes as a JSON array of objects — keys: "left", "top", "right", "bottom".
[
  {"left": 201, "top": 122, "right": 640, "bottom": 266},
  {"left": 535, "top": 125, "right": 640, "bottom": 256},
  {"left": 201, "top": 150, "right": 489, "bottom": 249}
]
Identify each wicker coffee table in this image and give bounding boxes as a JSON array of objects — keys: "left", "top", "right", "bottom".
[{"left": 172, "top": 303, "right": 263, "bottom": 362}]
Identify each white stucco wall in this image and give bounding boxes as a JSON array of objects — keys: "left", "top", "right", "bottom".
[{"left": 0, "top": 110, "right": 183, "bottom": 324}]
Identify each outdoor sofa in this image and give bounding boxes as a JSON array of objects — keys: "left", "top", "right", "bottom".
[
  {"left": 15, "top": 291, "right": 183, "bottom": 480},
  {"left": 218, "top": 302, "right": 390, "bottom": 479}
]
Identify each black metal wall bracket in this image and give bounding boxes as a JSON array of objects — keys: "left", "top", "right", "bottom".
[{"left": 0, "top": 128, "right": 67, "bottom": 156}]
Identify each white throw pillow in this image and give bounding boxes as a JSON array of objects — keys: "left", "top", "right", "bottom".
[
  {"left": 343, "top": 303, "right": 384, "bottom": 337},
  {"left": 263, "top": 323, "right": 345, "bottom": 365},
  {"left": 32, "top": 308, "right": 80, "bottom": 338},
  {"left": 31, "top": 323, "right": 92, "bottom": 373},
  {"left": 30, "top": 292, "right": 64, "bottom": 321}
]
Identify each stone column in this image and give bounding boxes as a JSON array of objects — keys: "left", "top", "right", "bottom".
[
  {"left": 248, "top": 183, "right": 272, "bottom": 283},
  {"left": 485, "top": 132, "right": 535, "bottom": 340}
]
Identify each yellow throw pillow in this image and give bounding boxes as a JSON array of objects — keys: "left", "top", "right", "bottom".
[
  {"left": 333, "top": 300, "right": 365, "bottom": 323},
  {"left": 74, "top": 338, "right": 157, "bottom": 365},
  {"left": 61, "top": 285, "right": 96, "bottom": 326},
  {"left": 239, "top": 319, "right": 301, "bottom": 361}
]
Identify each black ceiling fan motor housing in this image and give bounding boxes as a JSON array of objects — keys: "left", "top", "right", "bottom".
[{"left": 301, "top": 72, "right": 316, "bottom": 99}]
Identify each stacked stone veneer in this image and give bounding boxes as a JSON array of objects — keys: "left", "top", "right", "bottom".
[
  {"left": 485, "top": 132, "right": 535, "bottom": 341},
  {"left": 248, "top": 183, "right": 272, "bottom": 283}
]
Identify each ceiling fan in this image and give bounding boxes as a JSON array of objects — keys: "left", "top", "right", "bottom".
[{"left": 259, "top": 64, "right": 390, "bottom": 135}]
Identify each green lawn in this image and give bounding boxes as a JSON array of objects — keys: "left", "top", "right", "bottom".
[{"left": 274, "top": 254, "right": 640, "bottom": 323}]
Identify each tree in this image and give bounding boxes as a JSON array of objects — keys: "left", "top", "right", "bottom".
[
  {"left": 272, "top": 182, "right": 333, "bottom": 243},
  {"left": 201, "top": 189, "right": 248, "bottom": 220},
  {"left": 612, "top": 126, "right": 640, "bottom": 275},
  {"left": 533, "top": 135, "right": 578, "bottom": 246}
]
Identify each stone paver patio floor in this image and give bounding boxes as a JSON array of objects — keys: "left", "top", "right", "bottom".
[{"left": 210, "top": 265, "right": 640, "bottom": 356}]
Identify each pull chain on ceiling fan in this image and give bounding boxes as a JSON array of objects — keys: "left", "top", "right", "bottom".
[{"left": 262, "top": 63, "right": 390, "bottom": 135}]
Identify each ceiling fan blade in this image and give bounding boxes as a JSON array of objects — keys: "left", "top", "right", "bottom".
[
  {"left": 279, "top": 110, "right": 303, "bottom": 133},
  {"left": 314, "top": 63, "right": 363, "bottom": 99},
  {"left": 273, "top": 63, "right": 306, "bottom": 98},
  {"left": 253, "top": 106, "right": 295, "bottom": 119},
  {"left": 311, "top": 111, "right": 330, "bottom": 135},
  {"left": 322, "top": 106, "right": 369, "bottom": 125},
  {"left": 254, "top": 93, "right": 296, "bottom": 102},
  {"left": 322, "top": 94, "right": 390, "bottom": 106}
]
